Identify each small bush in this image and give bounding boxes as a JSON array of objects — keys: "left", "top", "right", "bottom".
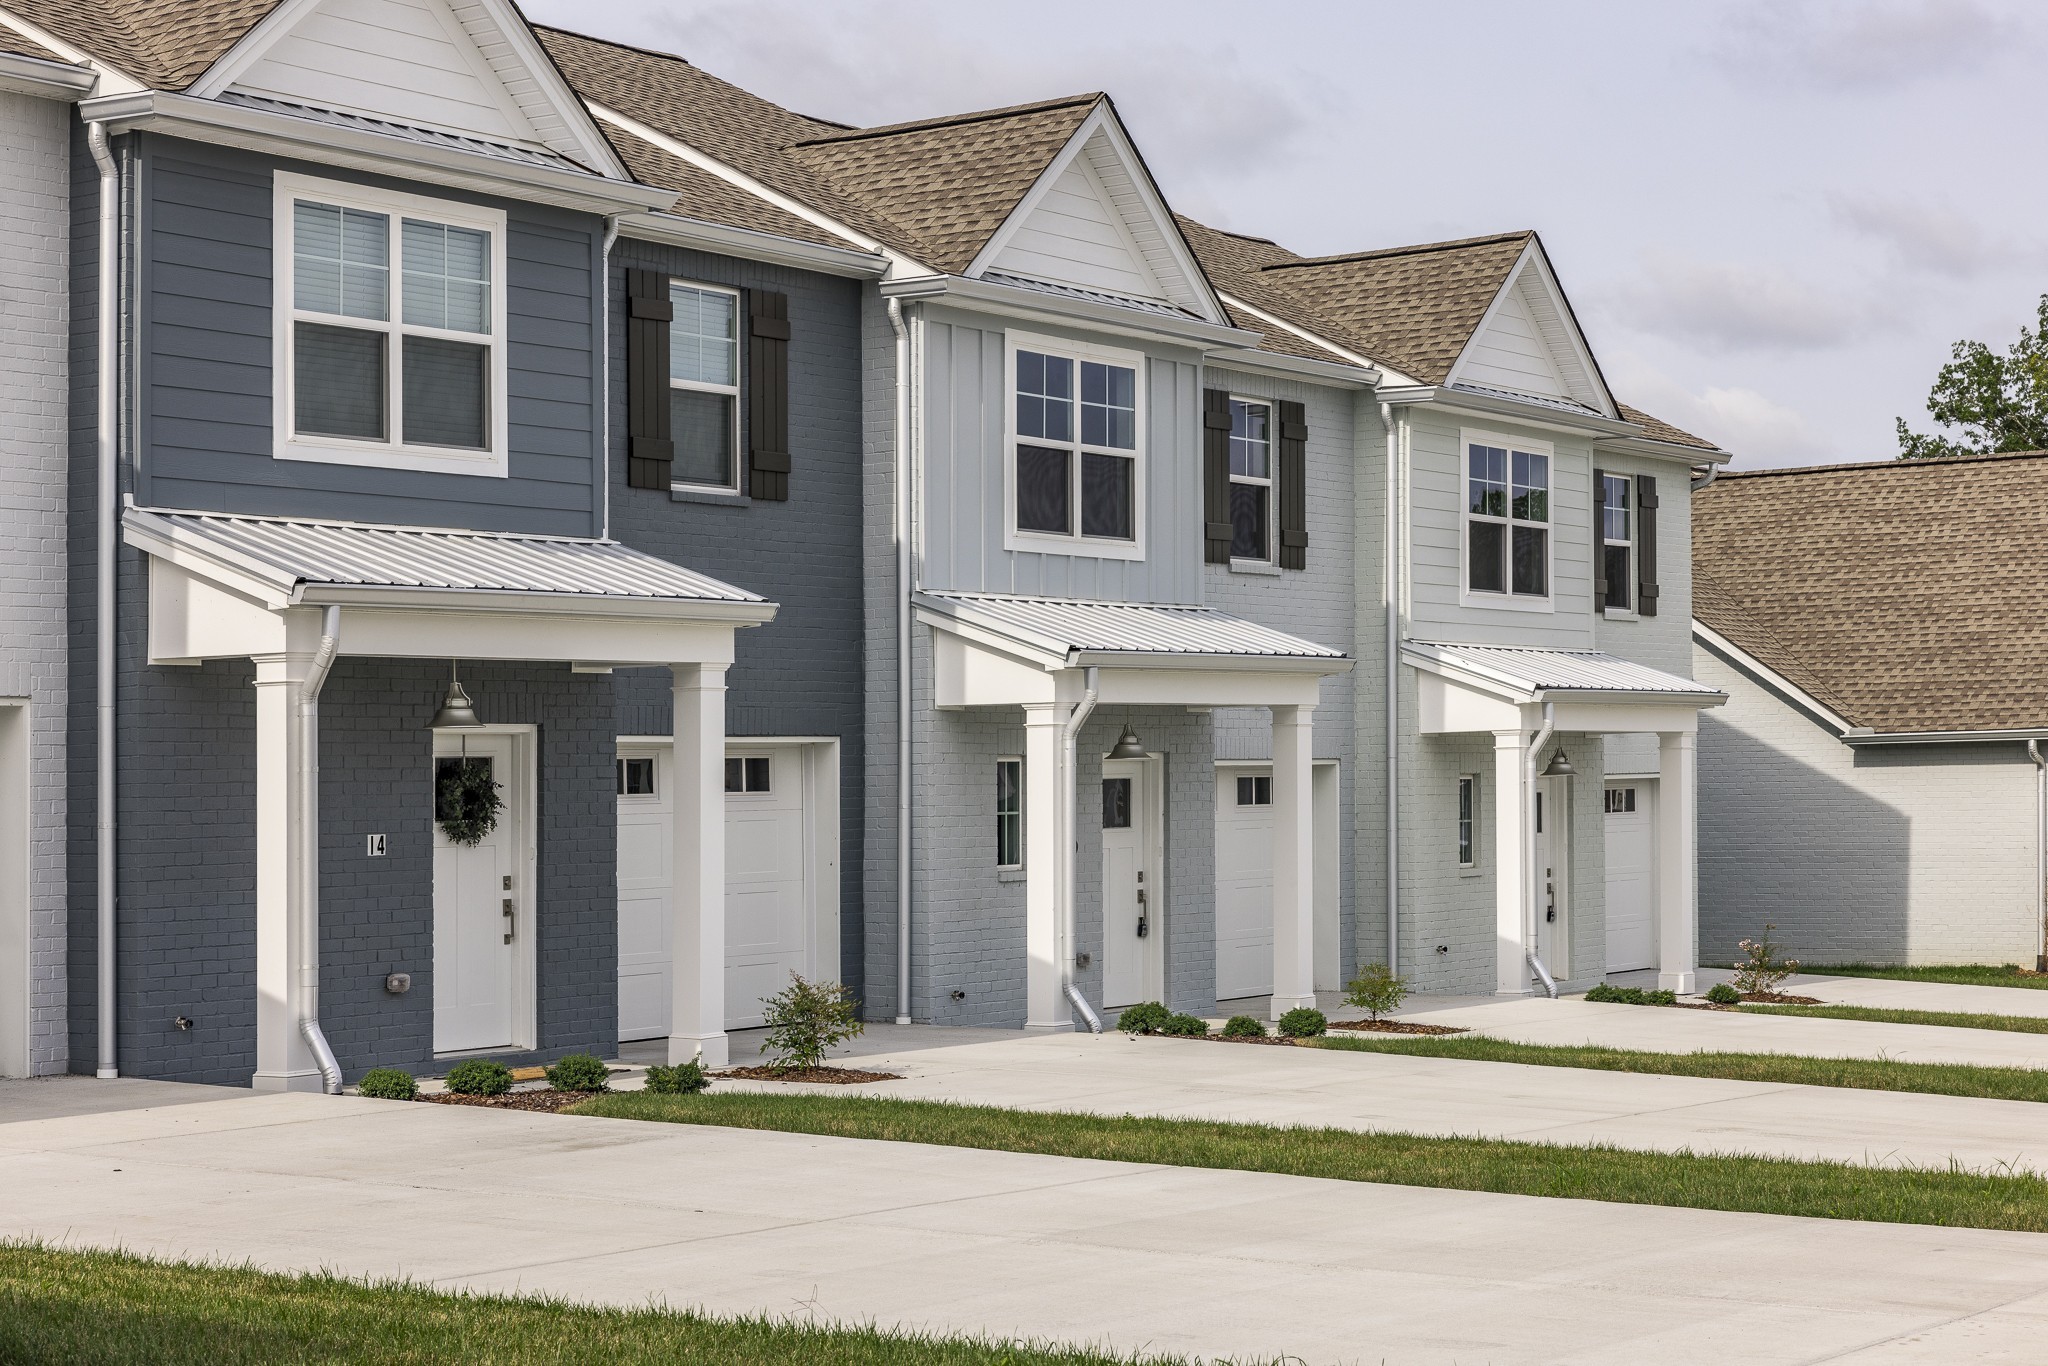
[
  {"left": 1277, "top": 1006, "right": 1327, "bottom": 1038},
  {"left": 1345, "top": 963, "right": 1410, "bottom": 1021},
  {"left": 1116, "top": 1001, "right": 1172, "bottom": 1034},
  {"left": 1220, "top": 1014, "right": 1267, "bottom": 1039},
  {"left": 545, "top": 1053, "right": 611, "bottom": 1093},
  {"left": 1732, "top": 924, "right": 1800, "bottom": 998},
  {"left": 444, "top": 1059, "right": 511, "bottom": 1096},
  {"left": 355, "top": 1068, "right": 416, "bottom": 1101},
  {"left": 1586, "top": 984, "right": 1676, "bottom": 1007},
  {"left": 643, "top": 1061, "right": 710, "bottom": 1095},
  {"left": 1705, "top": 982, "right": 1742, "bottom": 1006},
  {"left": 1157, "top": 1012, "right": 1209, "bottom": 1037},
  {"left": 760, "top": 973, "right": 864, "bottom": 1072}
]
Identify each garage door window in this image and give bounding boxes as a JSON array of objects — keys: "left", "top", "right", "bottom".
[
  {"left": 1605, "top": 787, "right": 1637, "bottom": 814},
  {"left": 725, "top": 756, "right": 770, "bottom": 793},
  {"left": 617, "top": 756, "right": 654, "bottom": 797},
  {"left": 1235, "top": 775, "right": 1272, "bottom": 806}
]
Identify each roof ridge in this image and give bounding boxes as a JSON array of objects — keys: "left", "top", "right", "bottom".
[
  {"left": 1263, "top": 230, "right": 1533, "bottom": 272},
  {"left": 1714, "top": 450, "right": 2048, "bottom": 480},
  {"left": 791, "top": 92, "right": 1101, "bottom": 147}
]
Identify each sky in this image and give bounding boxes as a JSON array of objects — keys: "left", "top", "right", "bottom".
[{"left": 521, "top": 0, "right": 2048, "bottom": 469}]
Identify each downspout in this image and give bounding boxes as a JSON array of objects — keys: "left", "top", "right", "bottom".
[
  {"left": 2032, "top": 741, "right": 2046, "bottom": 975},
  {"left": 89, "top": 121, "right": 120, "bottom": 1079},
  {"left": 598, "top": 215, "right": 621, "bottom": 539},
  {"left": 1379, "top": 402, "right": 1401, "bottom": 973},
  {"left": 1061, "top": 666, "right": 1102, "bottom": 1031},
  {"left": 1525, "top": 700, "right": 1558, "bottom": 997},
  {"left": 887, "top": 297, "right": 913, "bottom": 1024},
  {"left": 1690, "top": 464, "right": 1718, "bottom": 494},
  {"left": 296, "top": 606, "right": 343, "bottom": 1094}
]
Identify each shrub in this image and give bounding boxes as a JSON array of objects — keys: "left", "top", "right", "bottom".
[
  {"left": 1157, "top": 1012, "right": 1209, "bottom": 1037},
  {"left": 1705, "top": 982, "right": 1742, "bottom": 1006},
  {"left": 1586, "top": 984, "right": 1676, "bottom": 1007},
  {"left": 1732, "top": 924, "right": 1800, "bottom": 998},
  {"left": 444, "top": 1059, "right": 511, "bottom": 1096},
  {"left": 545, "top": 1053, "right": 611, "bottom": 1093},
  {"left": 1345, "top": 963, "right": 1410, "bottom": 1022},
  {"left": 1220, "top": 1015, "right": 1267, "bottom": 1039},
  {"left": 355, "top": 1068, "right": 416, "bottom": 1101},
  {"left": 1277, "top": 1006, "right": 1327, "bottom": 1038},
  {"left": 1115, "top": 1002, "right": 1172, "bottom": 1035},
  {"left": 643, "top": 1061, "right": 710, "bottom": 1095},
  {"left": 760, "top": 973, "right": 864, "bottom": 1073}
]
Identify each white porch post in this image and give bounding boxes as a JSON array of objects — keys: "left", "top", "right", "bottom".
[
  {"left": 1656, "top": 730, "right": 1699, "bottom": 994},
  {"left": 670, "top": 663, "right": 729, "bottom": 1067},
  {"left": 251, "top": 651, "right": 318, "bottom": 1091},
  {"left": 1270, "top": 704, "right": 1317, "bottom": 1017},
  {"left": 1493, "top": 728, "right": 1530, "bottom": 996},
  {"left": 1021, "top": 703, "right": 1067, "bottom": 1031}
]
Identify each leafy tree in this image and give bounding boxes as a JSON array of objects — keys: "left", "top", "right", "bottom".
[{"left": 1897, "top": 294, "right": 2048, "bottom": 458}]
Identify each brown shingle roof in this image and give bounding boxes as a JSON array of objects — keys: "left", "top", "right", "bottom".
[
  {"left": 0, "top": 18, "right": 68, "bottom": 62},
  {"left": 599, "top": 124, "right": 844, "bottom": 247},
  {"left": 1177, "top": 216, "right": 1362, "bottom": 365},
  {"left": 1617, "top": 402, "right": 1720, "bottom": 452},
  {"left": 1692, "top": 451, "right": 2048, "bottom": 733},
  {"left": 3, "top": 0, "right": 277, "bottom": 89}
]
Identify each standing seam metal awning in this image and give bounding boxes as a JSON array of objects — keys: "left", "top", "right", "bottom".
[
  {"left": 1404, "top": 640, "right": 1723, "bottom": 700},
  {"left": 917, "top": 591, "right": 1349, "bottom": 670}
]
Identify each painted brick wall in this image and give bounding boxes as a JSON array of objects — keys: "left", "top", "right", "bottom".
[
  {"left": 0, "top": 89, "right": 71, "bottom": 1074},
  {"left": 1695, "top": 645, "right": 2039, "bottom": 965}
]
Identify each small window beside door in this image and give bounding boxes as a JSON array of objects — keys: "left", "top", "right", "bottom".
[
  {"left": 1102, "top": 777, "right": 1133, "bottom": 829},
  {"left": 1605, "top": 787, "right": 1637, "bottom": 814},
  {"left": 724, "top": 756, "right": 771, "bottom": 793},
  {"left": 1235, "top": 775, "right": 1272, "bottom": 806},
  {"left": 995, "top": 758, "right": 1023, "bottom": 869},
  {"left": 616, "top": 756, "right": 655, "bottom": 797},
  {"left": 1457, "top": 775, "right": 1476, "bottom": 866}
]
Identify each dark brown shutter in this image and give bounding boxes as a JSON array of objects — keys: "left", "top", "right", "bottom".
[
  {"left": 1202, "top": 388, "right": 1232, "bottom": 564},
  {"left": 1276, "top": 399, "right": 1308, "bottom": 571},
  {"left": 1592, "top": 466, "right": 1608, "bottom": 604},
  {"left": 747, "top": 290, "right": 790, "bottom": 501},
  {"left": 625, "top": 268, "right": 672, "bottom": 490},
  {"left": 1635, "top": 473, "right": 1659, "bottom": 617}
]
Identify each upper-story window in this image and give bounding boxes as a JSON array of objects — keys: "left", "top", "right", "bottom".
[
  {"left": 1229, "top": 398, "right": 1272, "bottom": 561},
  {"left": 1600, "top": 473, "right": 1633, "bottom": 612},
  {"left": 1464, "top": 432, "right": 1551, "bottom": 606},
  {"left": 274, "top": 173, "right": 507, "bottom": 477},
  {"left": 1007, "top": 332, "right": 1145, "bottom": 557},
  {"left": 669, "top": 282, "right": 741, "bottom": 492}
]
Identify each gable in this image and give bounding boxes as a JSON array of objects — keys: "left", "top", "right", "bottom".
[
  {"left": 990, "top": 149, "right": 1163, "bottom": 300},
  {"left": 1448, "top": 245, "right": 1612, "bottom": 414}
]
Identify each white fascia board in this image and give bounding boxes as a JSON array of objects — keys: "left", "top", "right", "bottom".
[
  {"left": 913, "top": 601, "right": 1068, "bottom": 671},
  {"left": 1213, "top": 290, "right": 1379, "bottom": 373},
  {"left": 1593, "top": 433, "right": 1734, "bottom": 466},
  {"left": 0, "top": 48, "right": 94, "bottom": 98},
  {"left": 0, "top": 4, "right": 141, "bottom": 94},
  {"left": 1842, "top": 726, "right": 2048, "bottom": 745},
  {"left": 882, "top": 273, "right": 1256, "bottom": 350},
  {"left": 1377, "top": 383, "right": 1638, "bottom": 439},
  {"left": 618, "top": 211, "right": 886, "bottom": 279},
  {"left": 1404, "top": 643, "right": 1721, "bottom": 708},
  {"left": 1070, "top": 650, "right": 1352, "bottom": 675},
  {"left": 81, "top": 90, "right": 675, "bottom": 216},
  {"left": 1692, "top": 619, "right": 1857, "bottom": 736},
  {"left": 296, "top": 583, "right": 778, "bottom": 624}
]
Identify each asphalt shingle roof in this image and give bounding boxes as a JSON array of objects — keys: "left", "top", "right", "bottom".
[
  {"left": 598, "top": 124, "right": 846, "bottom": 247},
  {"left": 0, "top": 17, "right": 69, "bottom": 62},
  {"left": 3, "top": 0, "right": 277, "bottom": 88}
]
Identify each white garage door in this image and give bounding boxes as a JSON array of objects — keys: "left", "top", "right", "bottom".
[
  {"left": 1604, "top": 782, "right": 1655, "bottom": 972},
  {"left": 1215, "top": 769, "right": 1275, "bottom": 1002},
  {"left": 617, "top": 744, "right": 814, "bottom": 1040}
]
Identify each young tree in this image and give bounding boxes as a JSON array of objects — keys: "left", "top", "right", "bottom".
[{"left": 1896, "top": 295, "right": 2048, "bottom": 459}]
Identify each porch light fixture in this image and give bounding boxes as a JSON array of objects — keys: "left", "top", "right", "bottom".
[
  {"left": 1541, "top": 748, "right": 1575, "bottom": 777},
  {"left": 1108, "top": 723, "right": 1148, "bottom": 761},
  {"left": 428, "top": 660, "right": 483, "bottom": 729}
]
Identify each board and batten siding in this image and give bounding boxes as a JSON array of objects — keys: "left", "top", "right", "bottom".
[
  {"left": 137, "top": 135, "right": 605, "bottom": 537},
  {"left": 917, "top": 305, "right": 1204, "bottom": 604}
]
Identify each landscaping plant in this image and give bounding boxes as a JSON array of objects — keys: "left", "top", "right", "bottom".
[
  {"left": 545, "top": 1053, "right": 611, "bottom": 1093},
  {"left": 1219, "top": 1015, "right": 1266, "bottom": 1039},
  {"left": 1731, "top": 924, "right": 1799, "bottom": 998},
  {"left": 444, "top": 1059, "right": 512, "bottom": 1097},
  {"left": 1344, "top": 963, "right": 1409, "bottom": 1021},
  {"left": 354, "top": 1069, "right": 417, "bottom": 1102},
  {"left": 1276, "top": 1006, "right": 1327, "bottom": 1038},
  {"left": 1157, "top": 1013, "right": 1209, "bottom": 1037},
  {"left": 1115, "top": 1002, "right": 1171, "bottom": 1034},
  {"left": 1704, "top": 982, "right": 1742, "bottom": 1006},
  {"left": 759, "top": 973, "right": 864, "bottom": 1073},
  {"left": 644, "top": 1061, "right": 710, "bottom": 1095},
  {"left": 1585, "top": 984, "right": 1676, "bottom": 1006}
]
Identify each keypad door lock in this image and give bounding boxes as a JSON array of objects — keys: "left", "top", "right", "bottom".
[
  {"left": 502, "top": 897, "right": 516, "bottom": 944},
  {"left": 1136, "top": 885, "right": 1148, "bottom": 938}
]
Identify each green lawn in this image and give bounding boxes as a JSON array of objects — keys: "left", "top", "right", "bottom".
[
  {"left": 1739, "top": 1003, "right": 2048, "bottom": 1035},
  {"left": 572, "top": 1091, "right": 2048, "bottom": 1233},
  {"left": 1796, "top": 964, "right": 2048, "bottom": 991},
  {"left": 0, "top": 1243, "right": 1200, "bottom": 1366},
  {"left": 1309, "top": 1032, "right": 2048, "bottom": 1100}
]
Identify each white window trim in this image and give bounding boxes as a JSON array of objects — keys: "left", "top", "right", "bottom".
[
  {"left": 666, "top": 278, "right": 743, "bottom": 495},
  {"left": 1227, "top": 393, "right": 1275, "bottom": 568},
  {"left": 996, "top": 755, "right": 1024, "bottom": 871},
  {"left": 1599, "top": 470, "right": 1638, "bottom": 620},
  {"left": 1002, "top": 328, "right": 1148, "bottom": 561},
  {"left": 617, "top": 754, "right": 657, "bottom": 799},
  {"left": 1458, "top": 426, "right": 1555, "bottom": 614},
  {"left": 272, "top": 171, "right": 509, "bottom": 478}
]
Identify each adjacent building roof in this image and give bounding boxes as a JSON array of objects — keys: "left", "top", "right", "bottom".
[
  {"left": 1404, "top": 641, "right": 1724, "bottom": 701},
  {"left": 1693, "top": 451, "right": 2048, "bottom": 734},
  {"left": 1616, "top": 403, "right": 1718, "bottom": 453},
  {"left": 917, "top": 591, "right": 1349, "bottom": 669}
]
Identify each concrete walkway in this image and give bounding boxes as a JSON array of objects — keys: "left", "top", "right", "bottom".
[
  {"left": 5, "top": 1077, "right": 2048, "bottom": 1365},
  {"left": 1615, "top": 967, "right": 2048, "bottom": 1019}
]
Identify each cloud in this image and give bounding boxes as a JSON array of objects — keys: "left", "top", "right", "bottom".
[
  {"left": 1602, "top": 253, "right": 1884, "bottom": 353},
  {"left": 1607, "top": 356, "right": 1840, "bottom": 469},
  {"left": 1713, "top": 0, "right": 2024, "bottom": 90},
  {"left": 1828, "top": 192, "right": 2046, "bottom": 279}
]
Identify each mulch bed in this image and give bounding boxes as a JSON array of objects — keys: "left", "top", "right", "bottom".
[
  {"left": 422, "top": 1089, "right": 598, "bottom": 1112},
  {"left": 1325, "top": 1018, "right": 1469, "bottom": 1036},
  {"left": 1742, "top": 992, "right": 1822, "bottom": 1005},
  {"left": 710, "top": 1065, "right": 902, "bottom": 1084}
]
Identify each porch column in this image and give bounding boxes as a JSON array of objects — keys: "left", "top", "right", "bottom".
[
  {"left": 1656, "top": 731, "right": 1698, "bottom": 994},
  {"left": 251, "top": 651, "right": 319, "bottom": 1091},
  {"left": 1021, "top": 703, "right": 1067, "bottom": 1031},
  {"left": 1493, "top": 728, "right": 1530, "bottom": 996},
  {"left": 670, "top": 663, "right": 729, "bottom": 1067},
  {"left": 1270, "top": 704, "right": 1317, "bottom": 1017}
]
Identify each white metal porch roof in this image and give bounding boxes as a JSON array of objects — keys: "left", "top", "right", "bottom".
[
  {"left": 917, "top": 591, "right": 1349, "bottom": 670},
  {"left": 1404, "top": 640, "right": 1723, "bottom": 700}
]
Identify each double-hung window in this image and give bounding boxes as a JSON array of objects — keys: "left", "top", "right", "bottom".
[
  {"left": 276, "top": 172, "right": 507, "bottom": 476},
  {"left": 669, "top": 282, "right": 741, "bottom": 491},
  {"left": 1600, "top": 473, "right": 1633, "bottom": 612},
  {"left": 1228, "top": 398, "right": 1272, "bottom": 561},
  {"left": 1009, "top": 333, "right": 1143, "bottom": 553},
  {"left": 1464, "top": 432, "right": 1551, "bottom": 604},
  {"left": 995, "top": 758, "right": 1023, "bottom": 869}
]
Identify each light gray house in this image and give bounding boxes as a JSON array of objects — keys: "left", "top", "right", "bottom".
[{"left": 1694, "top": 453, "right": 2048, "bottom": 970}]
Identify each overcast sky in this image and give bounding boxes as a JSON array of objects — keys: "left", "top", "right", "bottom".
[{"left": 524, "top": 0, "right": 2047, "bottom": 469}]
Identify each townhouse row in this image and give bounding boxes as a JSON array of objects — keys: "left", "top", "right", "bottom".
[{"left": 0, "top": 0, "right": 1728, "bottom": 1088}]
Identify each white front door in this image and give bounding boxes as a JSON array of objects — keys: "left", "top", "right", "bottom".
[
  {"left": 1534, "top": 775, "right": 1570, "bottom": 977},
  {"left": 433, "top": 732, "right": 525, "bottom": 1054},
  {"left": 1099, "top": 758, "right": 1154, "bottom": 1010},
  {"left": 1604, "top": 782, "right": 1656, "bottom": 971},
  {"left": 1214, "top": 768, "right": 1274, "bottom": 1001}
]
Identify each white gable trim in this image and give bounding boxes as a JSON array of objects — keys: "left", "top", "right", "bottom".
[
  {"left": 1446, "top": 241, "right": 1614, "bottom": 418},
  {"left": 1693, "top": 619, "right": 1855, "bottom": 737},
  {"left": 966, "top": 103, "right": 1223, "bottom": 324},
  {"left": 188, "top": 0, "right": 629, "bottom": 178},
  {"left": 1217, "top": 290, "right": 1394, "bottom": 377}
]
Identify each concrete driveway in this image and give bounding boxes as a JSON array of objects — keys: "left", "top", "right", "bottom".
[{"left": 5, "top": 1077, "right": 2048, "bottom": 1366}]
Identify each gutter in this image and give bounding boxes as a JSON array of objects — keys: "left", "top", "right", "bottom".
[
  {"left": 1375, "top": 384, "right": 1641, "bottom": 440},
  {"left": 599, "top": 215, "right": 620, "bottom": 540},
  {"left": 618, "top": 212, "right": 887, "bottom": 280},
  {"left": 887, "top": 298, "right": 913, "bottom": 1025},
  {"left": 1061, "top": 667, "right": 1102, "bottom": 1030},
  {"left": 89, "top": 119, "right": 119, "bottom": 1079},
  {"left": 879, "top": 273, "right": 1259, "bottom": 350},
  {"left": 296, "top": 606, "right": 343, "bottom": 1094},
  {"left": 1840, "top": 726, "right": 2048, "bottom": 746},
  {"left": 1524, "top": 701, "right": 1558, "bottom": 997},
  {"left": 0, "top": 51, "right": 96, "bottom": 99}
]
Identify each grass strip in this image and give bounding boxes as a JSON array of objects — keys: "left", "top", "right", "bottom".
[
  {"left": 1795, "top": 963, "right": 2048, "bottom": 992},
  {"left": 1738, "top": 1003, "right": 2048, "bottom": 1035},
  {"left": 1308, "top": 1031, "right": 2048, "bottom": 1100},
  {"left": 572, "top": 1091, "right": 2048, "bottom": 1233},
  {"left": 0, "top": 1242, "right": 1200, "bottom": 1366}
]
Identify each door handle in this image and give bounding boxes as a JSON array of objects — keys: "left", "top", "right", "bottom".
[{"left": 502, "top": 897, "right": 515, "bottom": 944}]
